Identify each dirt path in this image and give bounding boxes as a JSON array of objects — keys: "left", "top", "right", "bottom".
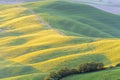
[
  {"left": 26, "top": 8, "right": 52, "bottom": 29},
  {"left": 17, "top": 5, "right": 64, "bottom": 36},
  {"left": 27, "top": 8, "right": 65, "bottom": 36},
  {"left": 0, "top": 29, "right": 3, "bottom": 32}
]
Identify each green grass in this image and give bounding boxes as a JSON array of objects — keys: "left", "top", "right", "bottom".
[
  {"left": 24, "top": 0, "right": 120, "bottom": 38},
  {"left": 0, "top": 0, "right": 120, "bottom": 80},
  {"left": 0, "top": 73, "right": 47, "bottom": 80},
  {"left": 0, "top": 65, "right": 38, "bottom": 78},
  {"left": 0, "top": 31, "right": 23, "bottom": 38},
  {"left": 62, "top": 67, "right": 120, "bottom": 80},
  {"left": 7, "top": 38, "right": 27, "bottom": 46},
  {"left": 0, "top": 58, "right": 38, "bottom": 79}
]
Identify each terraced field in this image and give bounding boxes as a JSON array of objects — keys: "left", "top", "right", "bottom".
[{"left": 0, "top": 0, "right": 120, "bottom": 80}]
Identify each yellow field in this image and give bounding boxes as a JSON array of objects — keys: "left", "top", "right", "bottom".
[{"left": 0, "top": 4, "right": 120, "bottom": 80}]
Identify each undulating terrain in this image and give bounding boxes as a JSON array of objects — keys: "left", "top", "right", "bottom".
[{"left": 0, "top": 0, "right": 120, "bottom": 80}]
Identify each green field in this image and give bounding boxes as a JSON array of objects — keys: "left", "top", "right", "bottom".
[
  {"left": 62, "top": 67, "right": 120, "bottom": 80},
  {"left": 0, "top": 0, "right": 120, "bottom": 80},
  {"left": 24, "top": 0, "right": 120, "bottom": 38}
]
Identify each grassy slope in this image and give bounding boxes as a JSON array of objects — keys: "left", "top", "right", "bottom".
[
  {"left": 0, "top": 1, "right": 120, "bottom": 80},
  {"left": 24, "top": 0, "right": 120, "bottom": 38},
  {"left": 62, "top": 67, "right": 120, "bottom": 80}
]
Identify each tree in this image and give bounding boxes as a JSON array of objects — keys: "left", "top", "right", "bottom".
[
  {"left": 116, "top": 63, "right": 120, "bottom": 67},
  {"left": 97, "top": 62, "right": 104, "bottom": 70},
  {"left": 44, "top": 72, "right": 60, "bottom": 80},
  {"left": 57, "top": 67, "right": 71, "bottom": 78},
  {"left": 78, "top": 62, "right": 104, "bottom": 73},
  {"left": 44, "top": 62, "right": 104, "bottom": 80}
]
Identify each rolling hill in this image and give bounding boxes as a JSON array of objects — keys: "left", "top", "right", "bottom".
[
  {"left": 62, "top": 67, "right": 120, "bottom": 80},
  {"left": 23, "top": 0, "right": 120, "bottom": 38},
  {"left": 0, "top": 0, "right": 120, "bottom": 80}
]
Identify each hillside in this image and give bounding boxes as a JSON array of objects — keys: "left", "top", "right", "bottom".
[
  {"left": 62, "top": 67, "right": 120, "bottom": 80},
  {"left": 24, "top": 1, "right": 120, "bottom": 38},
  {"left": 69, "top": 0, "right": 120, "bottom": 14},
  {"left": 89, "top": 4, "right": 120, "bottom": 14},
  {"left": 70, "top": 0, "right": 120, "bottom": 6},
  {"left": 0, "top": 0, "right": 120, "bottom": 80}
]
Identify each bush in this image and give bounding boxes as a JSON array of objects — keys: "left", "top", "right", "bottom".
[
  {"left": 57, "top": 67, "right": 70, "bottom": 78},
  {"left": 116, "top": 63, "right": 120, "bottom": 67},
  {"left": 78, "top": 62, "right": 104, "bottom": 73},
  {"left": 57, "top": 68, "right": 78, "bottom": 78},
  {"left": 108, "top": 65, "right": 114, "bottom": 69},
  {"left": 44, "top": 68, "right": 79, "bottom": 80},
  {"left": 44, "top": 72, "right": 60, "bottom": 80},
  {"left": 69, "top": 69, "right": 79, "bottom": 74},
  {"left": 44, "top": 62, "right": 104, "bottom": 80}
]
